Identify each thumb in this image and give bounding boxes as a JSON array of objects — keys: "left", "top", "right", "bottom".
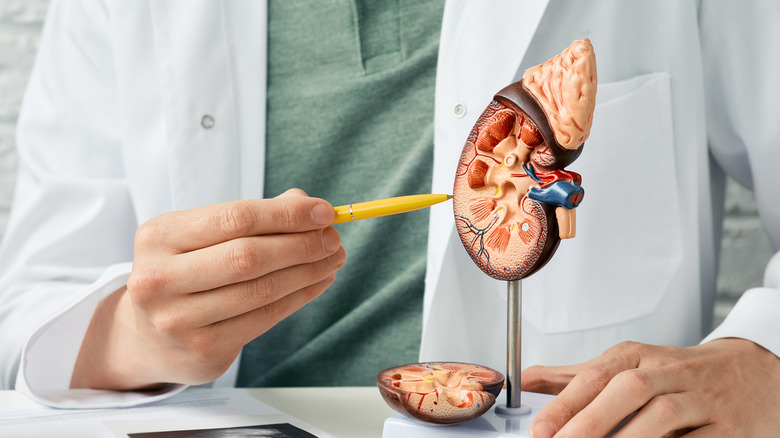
[{"left": 521, "top": 364, "right": 581, "bottom": 395}]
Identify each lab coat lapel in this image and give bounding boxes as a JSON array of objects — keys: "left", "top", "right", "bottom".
[
  {"left": 422, "top": 0, "right": 550, "bottom": 361},
  {"left": 223, "top": 1, "right": 268, "bottom": 201},
  {"left": 149, "top": 1, "right": 241, "bottom": 210}
]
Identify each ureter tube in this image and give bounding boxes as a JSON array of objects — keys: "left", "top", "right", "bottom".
[{"left": 332, "top": 194, "right": 452, "bottom": 224}]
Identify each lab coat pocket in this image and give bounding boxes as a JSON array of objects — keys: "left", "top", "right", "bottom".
[{"left": 524, "top": 72, "right": 682, "bottom": 334}]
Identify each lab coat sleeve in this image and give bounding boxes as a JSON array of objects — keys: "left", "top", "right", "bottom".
[
  {"left": 698, "top": 2, "right": 780, "bottom": 358},
  {"left": 0, "top": 0, "right": 185, "bottom": 407}
]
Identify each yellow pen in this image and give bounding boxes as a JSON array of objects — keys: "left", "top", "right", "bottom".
[{"left": 333, "top": 194, "right": 453, "bottom": 224}]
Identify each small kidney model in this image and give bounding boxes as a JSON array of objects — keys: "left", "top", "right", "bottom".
[
  {"left": 453, "top": 38, "right": 597, "bottom": 281},
  {"left": 377, "top": 362, "right": 505, "bottom": 425}
]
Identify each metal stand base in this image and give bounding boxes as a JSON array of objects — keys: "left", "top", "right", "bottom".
[
  {"left": 382, "top": 390, "right": 554, "bottom": 438},
  {"left": 495, "top": 403, "right": 532, "bottom": 416}
]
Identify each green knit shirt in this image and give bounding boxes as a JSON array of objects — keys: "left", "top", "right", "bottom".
[{"left": 237, "top": 0, "right": 444, "bottom": 387}]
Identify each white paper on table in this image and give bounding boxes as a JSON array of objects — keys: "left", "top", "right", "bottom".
[{"left": 0, "top": 388, "right": 332, "bottom": 437}]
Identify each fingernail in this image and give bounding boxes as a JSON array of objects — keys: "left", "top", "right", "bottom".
[
  {"left": 530, "top": 421, "right": 557, "bottom": 438},
  {"left": 311, "top": 203, "right": 335, "bottom": 225},
  {"left": 322, "top": 228, "right": 340, "bottom": 252}
]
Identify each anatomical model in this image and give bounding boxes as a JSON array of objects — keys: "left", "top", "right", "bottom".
[
  {"left": 377, "top": 39, "right": 597, "bottom": 425},
  {"left": 453, "top": 38, "right": 597, "bottom": 281},
  {"left": 377, "top": 362, "right": 504, "bottom": 424}
]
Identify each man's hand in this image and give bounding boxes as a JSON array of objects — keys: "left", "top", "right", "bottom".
[
  {"left": 523, "top": 338, "right": 780, "bottom": 437},
  {"left": 71, "top": 189, "right": 345, "bottom": 390}
]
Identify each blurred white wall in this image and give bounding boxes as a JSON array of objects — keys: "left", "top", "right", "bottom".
[
  {"left": 715, "top": 180, "right": 775, "bottom": 325},
  {"left": 0, "top": 0, "right": 774, "bottom": 331},
  {"left": 0, "top": 0, "right": 48, "bottom": 240}
]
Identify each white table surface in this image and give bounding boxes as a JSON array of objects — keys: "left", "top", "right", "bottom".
[
  {"left": 0, "top": 387, "right": 397, "bottom": 438},
  {"left": 248, "top": 387, "right": 396, "bottom": 437}
]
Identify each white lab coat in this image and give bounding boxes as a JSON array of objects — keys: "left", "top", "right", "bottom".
[{"left": 1, "top": 0, "right": 779, "bottom": 408}]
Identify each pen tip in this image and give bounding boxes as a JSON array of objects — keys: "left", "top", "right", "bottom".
[{"left": 447, "top": 194, "right": 453, "bottom": 200}]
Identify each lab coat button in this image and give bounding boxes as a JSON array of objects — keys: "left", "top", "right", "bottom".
[
  {"left": 201, "top": 114, "right": 215, "bottom": 129},
  {"left": 453, "top": 103, "right": 466, "bottom": 118}
]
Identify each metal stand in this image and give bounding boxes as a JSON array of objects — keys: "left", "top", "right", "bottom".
[{"left": 495, "top": 280, "right": 532, "bottom": 416}]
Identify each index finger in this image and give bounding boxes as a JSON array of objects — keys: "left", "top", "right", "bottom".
[
  {"left": 529, "top": 344, "right": 641, "bottom": 437},
  {"left": 149, "top": 196, "right": 335, "bottom": 252}
]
